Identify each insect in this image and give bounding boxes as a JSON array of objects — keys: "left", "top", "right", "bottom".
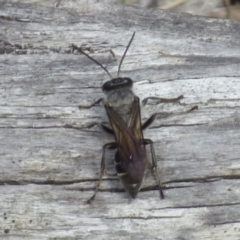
[
  {"left": 70, "top": 32, "right": 197, "bottom": 203},
  {"left": 225, "top": 0, "right": 240, "bottom": 19}
]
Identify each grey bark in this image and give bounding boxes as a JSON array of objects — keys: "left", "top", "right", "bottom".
[{"left": 1, "top": 0, "right": 240, "bottom": 239}]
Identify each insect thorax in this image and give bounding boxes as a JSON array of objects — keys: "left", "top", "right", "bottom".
[{"left": 107, "top": 88, "right": 134, "bottom": 121}]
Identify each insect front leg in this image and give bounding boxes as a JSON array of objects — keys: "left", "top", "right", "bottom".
[
  {"left": 66, "top": 98, "right": 114, "bottom": 132},
  {"left": 87, "top": 142, "right": 117, "bottom": 204},
  {"left": 142, "top": 95, "right": 183, "bottom": 106},
  {"left": 78, "top": 98, "right": 104, "bottom": 109},
  {"left": 142, "top": 105, "right": 198, "bottom": 130},
  {"left": 143, "top": 138, "right": 164, "bottom": 199}
]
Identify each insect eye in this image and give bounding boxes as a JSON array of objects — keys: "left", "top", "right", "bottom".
[{"left": 102, "top": 77, "right": 133, "bottom": 92}]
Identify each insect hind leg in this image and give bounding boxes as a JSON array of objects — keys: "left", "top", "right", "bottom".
[
  {"left": 86, "top": 142, "right": 117, "bottom": 204},
  {"left": 143, "top": 138, "right": 164, "bottom": 199}
]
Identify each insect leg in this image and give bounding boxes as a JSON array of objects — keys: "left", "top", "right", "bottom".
[
  {"left": 65, "top": 122, "right": 113, "bottom": 135},
  {"left": 142, "top": 105, "right": 198, "bottom": 130},
  {"left": 86, "top": 142, "right": 117, "bottom": 204},
  {"left": 142, "top": 95, "right": 183, "bottom": 106},
  {"left": 143, "top": 138, "right": 164, "bottom": 199},
  {"left": 85, "top": 122, "right": 113, "bottom": 134},
  {"left": 224, "top": 0, "right": 231, "bottom": 18},
  {"left": 78, "top": 98, "right": 104, "bottom": 109}
]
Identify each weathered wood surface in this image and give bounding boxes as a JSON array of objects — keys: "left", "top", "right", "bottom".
[{"left": 1, "top": 1, "right": 240, "bottom": 239}]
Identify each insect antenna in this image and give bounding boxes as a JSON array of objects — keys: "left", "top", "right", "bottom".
[
  {"left": 71, "top": 44, "right": 112, "bottom": 79},
  {"left": 117, "top": 31, "right": 136, "bottom": 77}
]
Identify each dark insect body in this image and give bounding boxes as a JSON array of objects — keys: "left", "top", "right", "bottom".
[{"left": 70, "top": 32, "right": 197, "bottom": 203}]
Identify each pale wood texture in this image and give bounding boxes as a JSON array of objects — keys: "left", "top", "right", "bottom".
[{"left": 1, "top": 1, "right": 240, "bottom": 239}]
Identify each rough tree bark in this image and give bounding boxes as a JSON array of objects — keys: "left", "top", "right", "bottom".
[{"left": 0, "top": 0, "right": 240, "bottom": 239}]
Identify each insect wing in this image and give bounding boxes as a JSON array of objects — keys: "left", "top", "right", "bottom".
[
  {"left": 104, "top": 97, "right": 147, "bottom": 179},
  {"left": 126, "top": 96, "right": 144, "bottom": 141}
]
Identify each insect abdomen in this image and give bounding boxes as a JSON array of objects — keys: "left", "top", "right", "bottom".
[{"left": 115, "top": 151, "right": 145, "bottom": 199}]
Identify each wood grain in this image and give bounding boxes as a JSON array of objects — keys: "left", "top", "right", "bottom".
[{"left": 1, "top": 1, "right": 240, "bottom": 239}]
